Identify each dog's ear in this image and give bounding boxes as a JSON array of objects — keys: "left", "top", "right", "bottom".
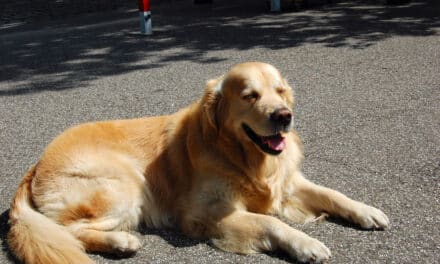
[{"left": 202, "top": 77, "right": 224, "bottom": 131}]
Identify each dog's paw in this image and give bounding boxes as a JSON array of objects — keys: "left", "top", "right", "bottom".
[
  {"left": 288, "top": 236, "right": 331, "bottom": 263},
  {"left": 352, "top": 203, "right": 390, "bottom": 229},
  {"left": 109, "top": 232, "right": 142, "bottom": 254}
]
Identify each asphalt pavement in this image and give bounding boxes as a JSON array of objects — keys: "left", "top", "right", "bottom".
[{"left": 0, "top": 0, "right": 439, "bottom": 263}]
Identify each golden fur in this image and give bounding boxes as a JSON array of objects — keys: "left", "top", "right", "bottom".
[{"left": 8, "top": 62, "right": 389, "bottom": 263}]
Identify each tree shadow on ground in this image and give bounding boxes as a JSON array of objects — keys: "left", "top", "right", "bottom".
[{"left": 0, "top": 0, "right": 438, "bottom": 96}]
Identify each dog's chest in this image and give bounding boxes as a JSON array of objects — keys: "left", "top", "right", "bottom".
[
  {"left": 238, "top": 159, "right": 289, "bottom": 214},
  {"left": 263, "top": 156, "right": 297, "bottom": 214}
]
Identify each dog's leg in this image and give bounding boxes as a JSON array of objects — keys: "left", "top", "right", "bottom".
[
  {"left": 293, "top": 176, "right": 389, "bottom": 229},
  {"left": 212, "top": 210, "right": 331, "bottom": 263},
  {"left": 73, "top": 229, "right": 141, "bottom": 254},
  {"left": 65, "top": 216, "right": 142, "bottom": 255},
  {"left": 31, "top": 151, "right": 148, "bottom": 256},
  {"left": 61, "top": 202, "right": 143, "bottom": 255}
]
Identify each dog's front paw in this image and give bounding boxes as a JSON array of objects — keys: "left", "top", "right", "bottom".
[
  {"left": 352, "top": 203, "right": 390, "bottom": 229},
  {"left": 287, "top": 235, "right": 331, "bottom": 263},
  {"left": 109, "top": 232, "right": 142, "bottom": 254}
]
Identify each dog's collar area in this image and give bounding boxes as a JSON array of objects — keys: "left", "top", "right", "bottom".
[{"left": 242, "top": 123, "right": 285, "bottom": 155}]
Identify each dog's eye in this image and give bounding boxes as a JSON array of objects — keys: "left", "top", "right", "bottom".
[
  {"left": 242, "top": 92, "right": 259, "bottom": 102},
  {"left": 276, "top": 88, "right": 285, "bottom": 95}
]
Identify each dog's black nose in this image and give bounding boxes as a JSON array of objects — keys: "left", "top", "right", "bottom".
[{"left": 270, "top": 108, "right": 292, "bottom": 127}]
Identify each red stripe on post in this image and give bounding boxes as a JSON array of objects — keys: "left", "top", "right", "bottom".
[{"left": 139, "top": 0, "right": 150, "bottom": 12}]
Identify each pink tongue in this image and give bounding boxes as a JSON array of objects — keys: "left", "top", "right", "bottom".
[{"left": 264, "top": 137, "right": 286, "bottom": 151}]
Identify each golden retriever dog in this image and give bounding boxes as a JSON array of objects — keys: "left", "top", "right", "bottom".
[{"left": 8, "top": 62, "right": 389, "bottom": 264}]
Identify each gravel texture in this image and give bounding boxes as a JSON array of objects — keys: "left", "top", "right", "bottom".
[{"left": 0, "top": 0, "right": 439, "bottom": 263}]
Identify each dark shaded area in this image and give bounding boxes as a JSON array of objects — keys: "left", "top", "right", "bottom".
[
  {"left": 0, "top": 210, "right": 18, "bottom": 263},
  {"left": 0, "top": 0, "right": 132, "bottom": 26},
  {"left": 266, "top": 249, "right": 299, "bottom": 263},
  {"left": 0, "top": 0, "right": 439, "bottom": 96},
  {"left": 140, "top": 226, "right": 205, "bottom": 248},
  {"left": 327, "top": 216, "right": 374, "bottom": 230}
]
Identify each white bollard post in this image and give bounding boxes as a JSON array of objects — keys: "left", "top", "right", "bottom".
[{"left": 139, "top": 0, "right": 152, "bottom": 35}]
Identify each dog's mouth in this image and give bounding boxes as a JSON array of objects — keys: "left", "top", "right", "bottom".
[{"left": 242, "top": 123, "right": 286, "bottom": 155}]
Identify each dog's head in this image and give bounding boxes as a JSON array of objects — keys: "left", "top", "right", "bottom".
[{"left": 204, "top": 62, "right": 294, "bottom": 155}]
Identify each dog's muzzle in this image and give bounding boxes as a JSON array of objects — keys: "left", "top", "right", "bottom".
[{"left": 270, "top": 107, "right": 293, "bottom": 132}]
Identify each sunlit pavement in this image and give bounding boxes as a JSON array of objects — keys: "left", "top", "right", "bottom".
[{"left": 1, "top": 0, "right": 439, "bottom": 263}]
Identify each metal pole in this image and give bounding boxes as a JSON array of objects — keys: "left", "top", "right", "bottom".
[
  {"left": 139, "top": 0, "right": 152, "bottom": 35},
  {"left": 270, "top": 0, "right": 281, "bottom": 12}
]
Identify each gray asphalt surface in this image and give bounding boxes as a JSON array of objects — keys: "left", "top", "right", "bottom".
[{"left": 1, "top": 0, "right": 439, "bottom": 263}]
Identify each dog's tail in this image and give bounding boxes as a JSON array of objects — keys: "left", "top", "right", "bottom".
[{"left": 7, "top": 165, "right": 94, "bottom": 264}]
